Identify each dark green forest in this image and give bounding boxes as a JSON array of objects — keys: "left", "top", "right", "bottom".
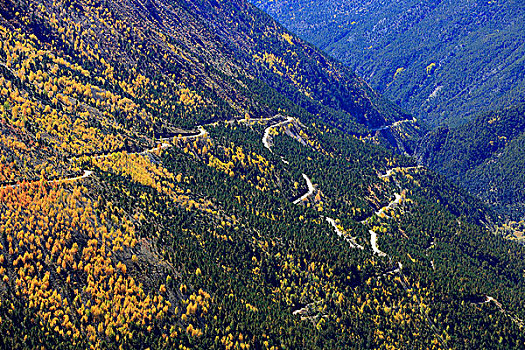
[{"left": 417, "top": 104, "right": 525, "bottom": 220}]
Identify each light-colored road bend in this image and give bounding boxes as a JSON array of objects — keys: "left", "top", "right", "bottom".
[
  {"left": 293, "top": 173, "right": 315, "bottom": 204},
  {"left": 325, "top": 217, "right": 364, "bottom": 250},
  {"left": 370, "top": 230, "right": 387, "bottom": 257},
  {"left": 379, "top": 165, "right": 423, "bottom": 179},
  {"left": 262, "top": 117, "right": 295, "bottom": 151}
]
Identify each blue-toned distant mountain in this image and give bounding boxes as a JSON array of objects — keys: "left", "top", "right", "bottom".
[{"left": 251, "top": 0, "right": 525, "bottom": 127}]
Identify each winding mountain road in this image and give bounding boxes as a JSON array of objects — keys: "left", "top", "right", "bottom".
[
  {"left": 361, "top": 165, "right": 449, "bottom": 347},
  {"left": 259, "top": 120, "right": 313, "bottom": 204},
  {"left": 251, "top": 117, "right": 447, "bottom": 345},
  {"left": 259, "top": 118, "right": 371, "bottom": 252},
  {"left": 0, "top": 125, "right": 210, "bottom": 190},
  {"left": 2, "top": 116, "right": 291, "bottom": 190},
  {"left": 1, "top": 114, "right": 449, "bottom": 343}
]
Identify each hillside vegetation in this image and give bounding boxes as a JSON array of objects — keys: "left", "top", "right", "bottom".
[
  {"left": 251, "top": 0, "right": 525, "bottom": 127},
  {"left": 417, "top": 104, "right": 525, "bottom": 220},
  {"left": 1, "top": 0, "right": 525, "bottom": 349}
]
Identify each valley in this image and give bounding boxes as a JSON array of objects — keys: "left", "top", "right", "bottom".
[
  {"left": 251, "top": 0, "right": 525, "bottom": 127},
  {"left": 0, "top": 0, "right": 524, "bottom": 349},
  {"left": 251, "top": 0, "right": 525, "bottom": 224}
]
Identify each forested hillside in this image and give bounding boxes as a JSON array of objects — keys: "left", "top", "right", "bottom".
[
  {"left": 1, "top": 0, "right": 525, "bottom": 349},
  {"left": 251, "top": 0, "right": 525, "bottom": 127},
  {"left": 417, "top": 104, "right": 525, "bottom": 220}
]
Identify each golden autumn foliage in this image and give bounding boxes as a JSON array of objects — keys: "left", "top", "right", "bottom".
[{"left": 0, "top": 182, "right": 171, "bottom": 348}]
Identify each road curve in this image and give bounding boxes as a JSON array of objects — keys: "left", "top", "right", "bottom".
[
  {"left": 259, "top": 117, "right": 366, "bottom": 251},
  {"left": 160, "top": 125, "right": 207, "bottom": 142},
  {"left": 379, "top": 165, "right": 423, "bottom": 179},
  {"left": 293, "top": 173, "right": 315, "bottom": 205},
  {"left": 53, "top": 170, "right": 93, "bottom": 184},
  {"left": 369, "top": 230, "right": 387, "bottom": 257},
  {"left": 0, "top": 170, "right": 95, "bottom": 190},
  {"left": 326, "top": 217, "right": 364, "bottom": 250},
  {"left": 262, "top": 117, "right": 295, "bottom": 151}
]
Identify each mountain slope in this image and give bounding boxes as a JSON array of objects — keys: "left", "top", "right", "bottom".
[
  {"left": 250, "top": 0, "right": 525, "bottom": 127},
  {"left": 5, "top": 0, "right": 417, "bottom": 126},
  {"left": 417, "top": 104, "right": 525, "bottom": 220},
  {"left": 2, "top": 0, "right": 525, "bottom": 349}
]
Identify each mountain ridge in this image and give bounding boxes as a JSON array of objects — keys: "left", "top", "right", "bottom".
[{"left": 2, "top": 0, "right": 525, "bottom": 349}]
